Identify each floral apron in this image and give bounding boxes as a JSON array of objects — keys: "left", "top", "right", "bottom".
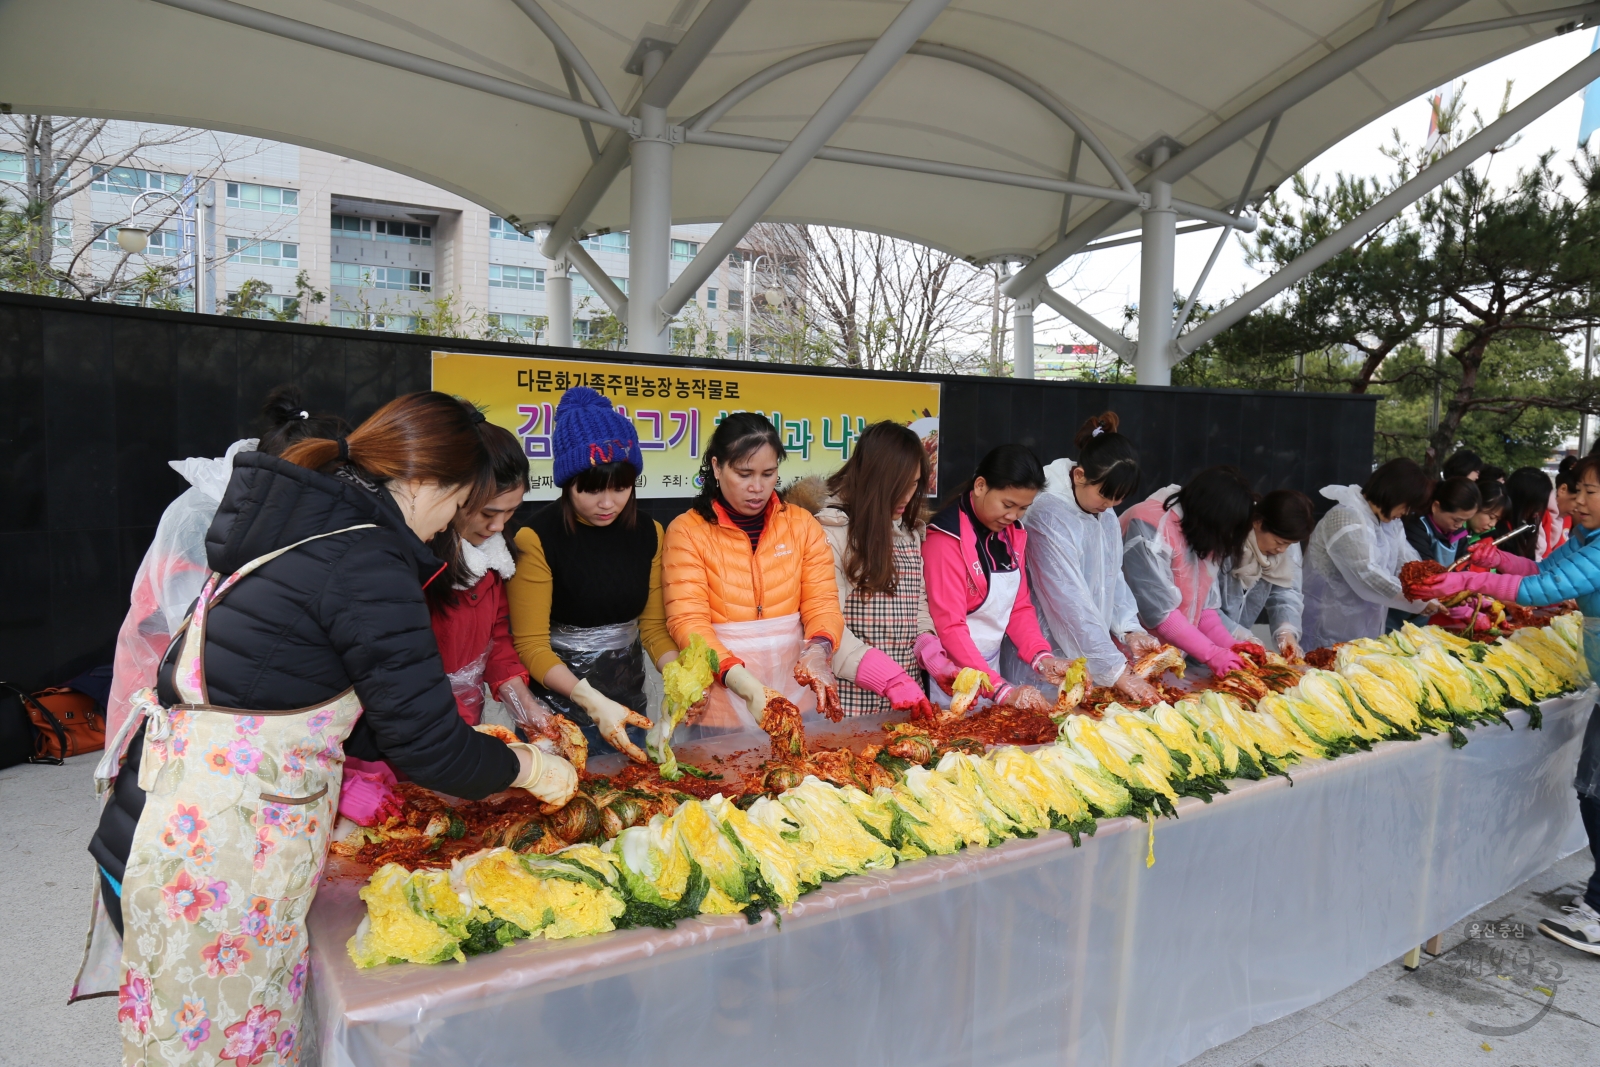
[
  {"left": 118, "top": 526, "right": 371, "bottom": 1067},
  {"left": 839, "top": 538, "right": 925, "bottom": 715}
]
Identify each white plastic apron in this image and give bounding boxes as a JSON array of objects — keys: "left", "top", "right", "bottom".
[
  {"left": 928, "top": 569, "right": 1022, "bottom": 708},
  {"left": 689, "top": 612, "right": 812, "bottom": 737}
]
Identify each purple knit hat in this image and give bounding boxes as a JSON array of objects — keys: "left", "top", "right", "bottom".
[{"left": 551, "top": 387, "right": 643, "bottom": 487}]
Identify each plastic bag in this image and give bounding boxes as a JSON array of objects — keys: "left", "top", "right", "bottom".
[
  {"left": 531, "top": 622, "right": 649, "bottom": 755},
  {"left": 683, "top": 613, "right": 810, "bottom": 741},
  {"left": 445, "top": 646, "right": 491, "bottom": 724}
]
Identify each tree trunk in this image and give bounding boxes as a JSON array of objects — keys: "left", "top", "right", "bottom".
[
  {"left": 1348, "top": 341, "right": 1394, "bottom": 394},
  {"left": 28, "top": 117, "right": 55, "bottom": 271},
  {"left": 1426, "top": 333, "right": 1489, "bottom": 470}
]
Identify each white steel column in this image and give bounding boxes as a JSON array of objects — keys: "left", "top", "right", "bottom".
[
  {"left": 1136, "top": 144, "right": 1176, "bottom": 386},
  {"left": 629, "top": 46, "right": 673, "bottom": 352},
  {"left": 547, "top": 256, "right": 572, "bottom": 347},
  {"left": 1012, "top": 284, "right": 1038, "bottom": 378}
]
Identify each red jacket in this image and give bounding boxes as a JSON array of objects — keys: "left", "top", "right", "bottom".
[
  {"left": 429, "top": 570, "right": 528, "bottom": 725},
  {"left": 922, "top": 501, "right": 1051, "bottom": 687}
]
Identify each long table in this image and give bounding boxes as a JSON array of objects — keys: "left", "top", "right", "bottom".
[{"left": 305, "top": 689, "right": 1594, "bottom": 1067}]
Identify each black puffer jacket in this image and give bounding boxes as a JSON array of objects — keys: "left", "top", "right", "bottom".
[{"left": 179, "top": 451, "right": 519, "bottom": 794}]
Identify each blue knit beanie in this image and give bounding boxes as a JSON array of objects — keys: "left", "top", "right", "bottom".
[{"left": 552, "top": 386, "right": 644, "bottom": 487}]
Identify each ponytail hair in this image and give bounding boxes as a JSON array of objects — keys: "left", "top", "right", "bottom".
[
  {"left": 282, "top": 390, "right": 488, "bottom": 492},
  {"left": 1071, "top": 411, "right": 1140, "bottom": 503},
  {"left": 943, "top": 443, "right": 1046, "bottom": 509},
  {"left": 258, "top": 384, "right": 350, "bottom": 457}
]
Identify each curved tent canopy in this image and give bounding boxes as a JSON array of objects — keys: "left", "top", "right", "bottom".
[{"left": 0, "top": 0, "right": 1588, "bottom": 263}]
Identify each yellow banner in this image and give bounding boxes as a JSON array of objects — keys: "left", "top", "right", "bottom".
[{"left": 431, "top": 351, "right": 942, "bottom": 499}]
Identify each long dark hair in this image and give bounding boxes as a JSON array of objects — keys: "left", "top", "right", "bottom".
[
  {"left": 1168, "top": 466, "right": 1256, "bottom": 564},
  {"left": 1072, "top": 412, "right": 1139, "bottom": 502},
  {"left": 258, "top": 384, "right": 350, "bottom": 457},
  {"left": 1430, "top": 476, "right": 1481, "bottom": 515},
  {"left": 944, "top": 443, "right": 1046, "bottom": 510},
  {"left": 1504, "top": 466, "right": 1554, "bottom": 559},
  {"left": 827, "top": 421, "right": 929, "bottom": 596},
  {"left": 691, "top": 412, "right": 786, "bottom": 522},
  {"left": 429, "top": 414, "right": 529, "bottom": 597},
  {"left": 560, "top": 460, "right": 640, "bottom": 533}
]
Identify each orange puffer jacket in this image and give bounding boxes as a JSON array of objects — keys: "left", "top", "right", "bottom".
[{"left": 663, "top": 495, "right": 844, "bottom": 675}]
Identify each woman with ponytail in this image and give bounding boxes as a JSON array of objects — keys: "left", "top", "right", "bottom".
[
  {"left": 88, "top": 391, "right": 576, "bottom": 1066},
  {"left": 1018, "top": 413, "right": 1160, "bottom": 703}
]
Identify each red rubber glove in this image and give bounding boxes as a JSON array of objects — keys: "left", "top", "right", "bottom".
[
  {"left": 1417, "top": 570, "right": 1523, "bottom": 602},
  {"left": 915, "top": 632, "right": 962, "bottom": 696},
  {"left": 1468, "top": 539, "right": 1540, "bottom": 576}
]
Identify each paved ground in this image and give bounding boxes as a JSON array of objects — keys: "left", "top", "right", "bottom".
[{"left": 4, "top": 753, "right": 1595, "bottom": 1067}]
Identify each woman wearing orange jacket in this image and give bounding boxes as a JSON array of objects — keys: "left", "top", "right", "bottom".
[{"left": 663, "top": 412, "right": 845, "bottom": 732}]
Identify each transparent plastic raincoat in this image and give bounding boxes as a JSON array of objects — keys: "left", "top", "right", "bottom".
[
  {"left": 1016, "top": 459, "right": 1145, "bottom": 686},
  {"left": 1301, "top": 484, "right": 1422, "bottom": 651},
  {"left": 106, "top": 438, "right": 257, "bottom": 739}
]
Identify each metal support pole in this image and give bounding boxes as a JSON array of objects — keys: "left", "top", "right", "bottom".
[
  {"left": 629, "top": 47, "right": 673, "bottom": 352},
  {"left": 743, "top": 257, "right": 753, "bottom": 358},
  {"left": 1175, "top": 41, "right": 1600, "bottom": 358},
  {"left": 547, "top": 257, "right": 573, "bottom": 347},
  {"left": 657, "top": 0, "right": 954, "bottom": 320},
  {"left": 1013, "top": 284, "right": 1038, "bottom": 378},
  {"left": 1136, "top": 144, "right": 1176, "bottom": 386},
  {"left": 1582, "top": 322, "right": 1594, "bottom": 455},
  {"left": 1036, "top": 286, "right": 1134, "bottom": 360}
]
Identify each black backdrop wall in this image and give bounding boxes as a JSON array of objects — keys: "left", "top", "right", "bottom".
[{"left": 0, "top": 293, "right": 1376, "bottom": 690}]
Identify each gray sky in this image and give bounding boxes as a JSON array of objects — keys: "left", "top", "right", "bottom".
[{"left": 1038, "top": 29, "right": 1599, "bottom": 349}]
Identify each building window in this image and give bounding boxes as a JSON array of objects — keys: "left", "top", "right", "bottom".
[
  {"left": 489, "top": 264, "right": 544, "bottom": 291},
  {"left": 90, "top": 223, "right": 125, "bottom": 251},
  {"left": 53, "top": 219, "right": 72, "bottom": 248},
  {"left": 488, "top": 312, "right": 544, "bottom": 338},
  {"left": 227, "top": 237, "right": 298, "bottom": 267},
  {"left": 706, "top": 287, "right": 717, "bottom": 309},
  {"left": 581, "top": 231, "right": 628, "bottom": 255},
  {"left": 332, "top": 262, "right": 431, "bottom": 292},
  {"left": 572, "top": 274, "right": 628, "bottom": 299},
  {"left": 90, "top": 166, "right": 181, "bottom": 195},
  {"left": 727, "top": 332, "right": 739, "bottom": 354},
  {"left": 490, "top": 216, "right": 538, "bottom": 242},
  {"left": 0, "top": 150, "right": 22, "bottom": 182},
  {"left": 225, "top": 291, "right": 298, "bottom": 319},
  {"left": 671, "top": 239, "right": 699, "bottom": 262},
  {"left": 727, "top": 250, "right": 746, "bottom": 268},
  {"left": 226, "top": 181, "right": 298, "bottom": 214},
  {"left": 375, "top": 219, "right": 431, "bottom": 244},
  {"left": 727, "top": 288, "right": 744, "bottom": 310},
  {"left": 332, "top": 309, "right": 417, "bottom": 332},
  {"left": 331, "top": 214, "right": 371, "bottom": 238},
  {"left": 142, "top": 229, "right": 184, "bottom": 257}
]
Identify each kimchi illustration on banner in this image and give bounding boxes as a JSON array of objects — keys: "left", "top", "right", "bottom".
[{"left": 432, "top": 352, "right": 942, "bottom": 499}]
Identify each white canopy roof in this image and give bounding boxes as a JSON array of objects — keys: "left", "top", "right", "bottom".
[{"left": 0, "top": 0, "right": 1586, "bottom": 262}]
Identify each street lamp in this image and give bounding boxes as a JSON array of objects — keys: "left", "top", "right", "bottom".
[
  {"left": 740, "top": 253, "right": 786, "bottom": 360},
  {"left": 114, "top": 184, "right": 208, "bottom": 312}
]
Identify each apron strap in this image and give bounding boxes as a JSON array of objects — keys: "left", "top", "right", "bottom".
[{"left": 179, "top": 524, "right": 378, "bottom": 706}]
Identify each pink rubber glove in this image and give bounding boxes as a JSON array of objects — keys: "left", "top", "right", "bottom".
[
  {"left": 1444, "top": 601, "right": 1495, "bottom": 631},
  {"left": 915, "top": 632, "right": 961, "bottom": 696},
  {"left": 1417, "top": 570, "right": 1523, "bottom": 602},
  {"left": 856, "top": 647, "right": 937, "bottom": 720},
  {"left": 1150, "top": 609, "right": 1242, "bottom": 677},
  {"left": 1196, "top": 609, "right": 1241, "bottom": 652},
  {"left": 338, "top": 759, "right": 401, "bottom": 826},
  {"left": 1469, "top": 539, "right": 1539, "bottom": 576}
]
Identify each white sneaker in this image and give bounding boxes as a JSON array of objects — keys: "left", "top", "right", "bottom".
[{"left": 1539, "top": 901, "right": 1600, "bottom": 956}]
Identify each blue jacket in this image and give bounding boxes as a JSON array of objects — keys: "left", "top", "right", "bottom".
[{"left": 1515, "top": 523, "right": 1600, "bottom": 799}]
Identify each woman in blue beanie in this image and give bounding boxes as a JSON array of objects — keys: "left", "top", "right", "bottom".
[{"left": 506, "top": 388, "right": 678, "bottom": 761}]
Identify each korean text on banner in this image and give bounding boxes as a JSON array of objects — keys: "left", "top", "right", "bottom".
[{"left": 431, "top": 352, "right": 942, "bottom": 499}]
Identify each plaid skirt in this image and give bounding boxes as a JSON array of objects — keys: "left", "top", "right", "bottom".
[{"left": 839, "top": 538, "right": 926, "bottom": 715}]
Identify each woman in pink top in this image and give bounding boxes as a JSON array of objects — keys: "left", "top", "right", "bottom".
[{"left": 920, "top": 444, "right": 1070, "bottom": 714}]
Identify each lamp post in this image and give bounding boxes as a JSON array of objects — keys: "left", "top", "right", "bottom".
[
  {"left": 740, "top": 253, "right": 785, "bottom": 359},
  {"left": 115, "top": 182, "right": 206, "bottom": 312}
]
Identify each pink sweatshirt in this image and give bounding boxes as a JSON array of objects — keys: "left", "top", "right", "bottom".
[{"left": 921, "top": 502, "right": 1051, "bottom": 687}]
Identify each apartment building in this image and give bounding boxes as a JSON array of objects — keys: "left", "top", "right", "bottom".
[{"left": 2, "top": 123, "right": 755, "bottom": 352}]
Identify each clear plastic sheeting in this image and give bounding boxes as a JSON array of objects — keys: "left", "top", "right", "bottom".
[
  {"left": 1303, "top": 484, "right": 1422, "bottom": 651},
  {"left": 306, "top": 690, "right": 1594, "bottom": 1067}
]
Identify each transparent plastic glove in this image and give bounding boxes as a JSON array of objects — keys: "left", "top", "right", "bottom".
[
  {"left": 1123, "top": 631, "right": 1162, "bottom": 658},
  {"left": 794, "top": 639, "right": 842, "bottom": 721},
  {"left": 569, "top": 678, "right": 652, "bottom": 763},
  {"left": 507, "top": 741, "right": 579, "bottom": 811},
  {"left": 1031, "top": 653, "right": 1070, "bottom": 685},
  {"left": 1276, "top": 631, "right": 1302, "bottom": 661},
  {"left": 915, "top": 632, "right": 961, "bottom": 695},
  {"left": 723, "top": 665, "right": 770, "bottom": 726},
  {"left": 497, "top": 677, "right": 556, "bottom": 740},
  {"left": 1002, "top": 684, "right": 1054, "bottom": 715},
  {"left": 1112, "top": 670, "right": 1158, "bottom": 705}
]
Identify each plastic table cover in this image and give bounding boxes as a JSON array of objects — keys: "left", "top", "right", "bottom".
[{"left": 305, "top": 689, "right": 1595, "bottom": 1067}]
